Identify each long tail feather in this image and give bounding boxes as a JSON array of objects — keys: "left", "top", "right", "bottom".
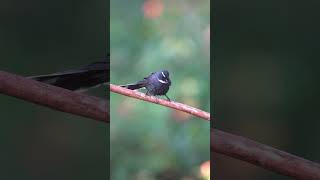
[
  {"left": 120, "top": 80, "right": 146, "bottom": 90},
  {"left": 27, "top": 58, "right": 109, "bottom": 91}
]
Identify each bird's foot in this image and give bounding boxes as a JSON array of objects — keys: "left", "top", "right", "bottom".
[{"left": 165, "top": 95, "right": 171, "bottom": 101}]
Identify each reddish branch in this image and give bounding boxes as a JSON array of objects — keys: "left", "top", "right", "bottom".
[
  {"left": 111, "top": 83, "right": 320, "bottom": 179},
  {"left": 110, "top": 84, "right": 210, "bottom": 120},
  {"left": 0, "top": 71, "right": 109, "bottom": 123},
  {"left": 212, "top": 129, "right": 320, "bottom": 180},
  {"left": 2, "top": 71, "right": 320, "bottom": 179}
]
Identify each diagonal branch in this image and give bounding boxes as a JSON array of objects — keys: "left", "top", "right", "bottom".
[
  {"left": 0, "top": 71, "right": 109, "bottom": 123},
  {"left": 211, "top": 128, "right": 320, "bottom": 180},
  {"left": 109, "top": 84, "right": 210, "bottom": 120},
  {"left": 3, "top": 70, "right": 320, "bottom": 179}
]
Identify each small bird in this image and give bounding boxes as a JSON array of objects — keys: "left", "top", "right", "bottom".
[
  {"left": 121, "top": 70, "right": 172, "bottom": 101},
  {"left": 28, "top": 55, "right": 109, "bottom": 91}
]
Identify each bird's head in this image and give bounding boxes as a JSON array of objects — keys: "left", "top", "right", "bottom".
[{"left": 157, "top": 70, "right": 170, "bottom": 84}]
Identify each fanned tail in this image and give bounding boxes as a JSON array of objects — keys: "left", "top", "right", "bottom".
[
  {"left": 120, "top": 80, "right": 146, "bottom": 90},
  {"left": 27, "top": 58, "right": 108, "bottom": 91}
]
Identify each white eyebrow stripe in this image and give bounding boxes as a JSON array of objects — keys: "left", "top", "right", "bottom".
[
  {"left": 157, "top": 77, "right": 168, "bottom": 84},
  {"left": 161, "top": 72, "right": 166, "bottom": 78}
]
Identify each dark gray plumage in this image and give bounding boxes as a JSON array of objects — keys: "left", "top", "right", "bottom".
[
  {"left": 28, "top": 55, "right": 109, "bottom": 91},
  {"left": 121, "top": 70, "right": 171, "bottom": 101}
]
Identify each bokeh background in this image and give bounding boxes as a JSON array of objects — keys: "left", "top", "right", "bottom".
[
  {"left": 213, "top": 1, "right": 320, "bottom": 180},
  {"left": 110, "top": 0, "right": 210, "bottom": 179},
  {"left": 0, "top": 0, "right": 108, "bottom": 179}
]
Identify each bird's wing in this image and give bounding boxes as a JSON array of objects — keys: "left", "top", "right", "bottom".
[{"left": 144, "top": 72, "right": 155, "bottom": 79}]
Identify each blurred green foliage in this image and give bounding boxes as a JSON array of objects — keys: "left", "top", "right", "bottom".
[{"left": 111, "top": 0, "right": 210, "bottom": 179}]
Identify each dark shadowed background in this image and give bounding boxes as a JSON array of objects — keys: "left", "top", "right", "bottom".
[
  {"left": 110, "top": 0, "right": 210, "bottom": 179},
  {"left": 0, "top": 0, "right": 108, "bottom": 179},
  {"left": 213, "top": 1, "right": 320, "bottom": 179}
]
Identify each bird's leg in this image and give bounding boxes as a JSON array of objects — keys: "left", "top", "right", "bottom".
[
  {"left": 165, "top": 94, "right": 171, "bottom": 101},
  {"left": 146, "top": 90, "right": 150, "bottom": 96}
]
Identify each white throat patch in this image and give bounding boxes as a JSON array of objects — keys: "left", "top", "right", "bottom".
[{"left": 157, "top": 77, "right": 168, "bottom": 84}]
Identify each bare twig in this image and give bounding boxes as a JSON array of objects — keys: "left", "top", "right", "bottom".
[
  {"left": 212, "top": 129, "right": 320, "bottom": 180},
  {"left": 0, "top": 71, "right": 109, "bottom": 123},
  {"left": 3, "top": 71, "right": 319, "bottom": 180},
  {"left": 109, "top": 84, "right": 210, "bottom": 120}
]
